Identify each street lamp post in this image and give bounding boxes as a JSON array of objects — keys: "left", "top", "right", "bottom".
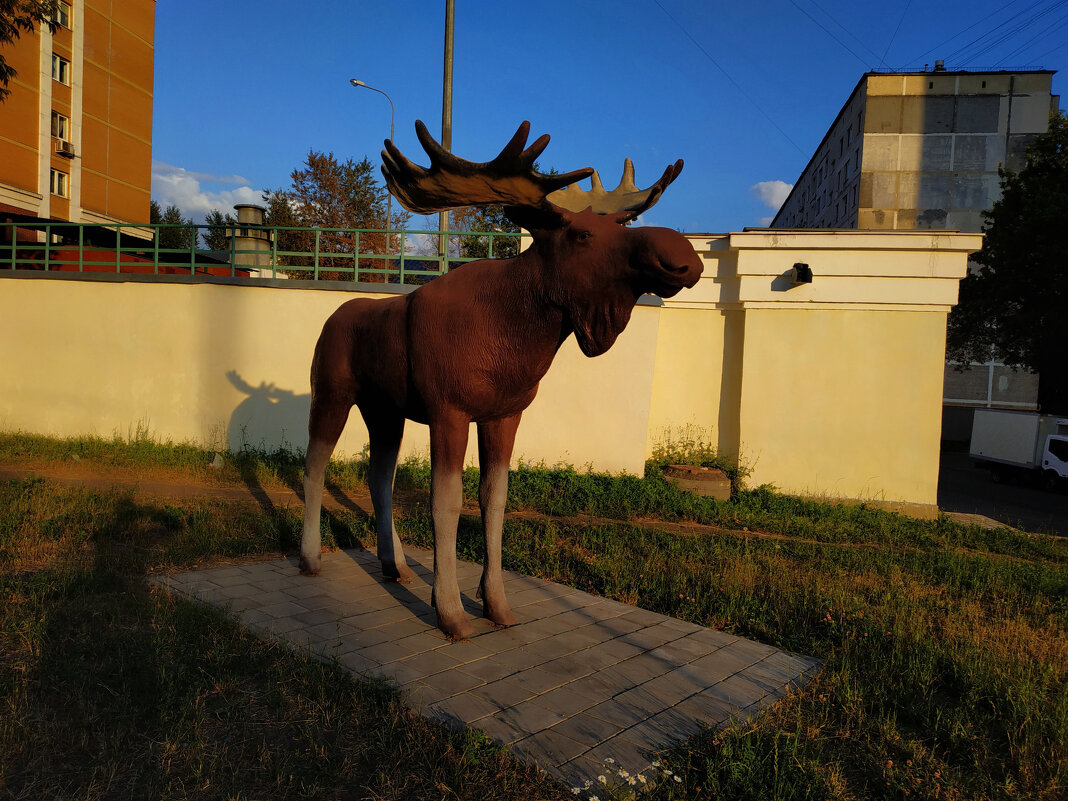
[{"left": 349, "top": 78, "right": 395, "bottom": 252}]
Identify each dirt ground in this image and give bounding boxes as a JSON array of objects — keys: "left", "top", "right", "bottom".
[{"left": 2, "top": 457, "right": 1029, "bottom": 552}]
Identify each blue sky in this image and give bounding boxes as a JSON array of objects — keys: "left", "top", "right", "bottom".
[{"left": 151, "top": 0, "right": 1068, "bottom": 232}]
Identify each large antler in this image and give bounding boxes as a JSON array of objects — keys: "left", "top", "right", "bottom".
[
  {"left": 381, "top": 120, "right": 594, "bottom": 215},
  {"left": 547, "top": 158, "right": 684, "bottom": 223}
]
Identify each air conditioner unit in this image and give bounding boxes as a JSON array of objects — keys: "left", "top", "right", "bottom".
[{"left": 55, "top": 139, "right": 75, "bottom": 157}]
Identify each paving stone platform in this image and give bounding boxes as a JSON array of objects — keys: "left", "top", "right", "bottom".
[{"left": 154, "top": 547, "right": 819, "bottom": 787}]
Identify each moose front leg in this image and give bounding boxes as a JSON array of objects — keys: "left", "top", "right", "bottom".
[
  {"left": 300, "top": 393, "right": 351, "bottom": 576},
  {"left": 476, "top": 414, "right": 521, "bottom": 627},
  {"left": 429, "top": 413, "right": 474, "bottom": 640}
]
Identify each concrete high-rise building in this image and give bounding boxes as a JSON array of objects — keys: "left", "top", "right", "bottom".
[
  {"left": 0, "top": 1, "right": 155, "bottom": 232},
  {"left": 772, "top": 65, "right": 1058, "bottom": 233}
]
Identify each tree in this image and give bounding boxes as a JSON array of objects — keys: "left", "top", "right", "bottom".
[
  {"left": 452, "top": 205, "right": 520, "bottom": 260},
  {"left": 947, "top": 111, "right": 1068, "bottom": 412},
  {"left": 149, "top": 200, "right": 195, "bottom": 252},
  {"left": 0, "top": 0, "right": 57, "bottom": 102},
  {"left": 202, "top": 208, "right": 236, "bottom": 252},
  {"left": 261, "top": 188, "right": 310, "bottom": 272},
  {"left": 283, "top": 150, "right": 409, "bottom": 280}
]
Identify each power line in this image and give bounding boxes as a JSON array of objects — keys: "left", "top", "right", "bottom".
[
  {"left": 946, "top": 0, "right": 1067, "bottom": 65},
  {"left": 880, "top": 0, "right": 914, "bottom": 66},
  {"left": 1029, "top": 36, "right": 1068, "bottom": 62},
  {"left": 994, "top": 10, "right": 1068, "bottom": 65},
  {"left": 805, "top": 0, "right": 886, "bottom": 65},
  {"left": 652, "top": 0, "right": 806, "bottom": 155},
  {"left": 954, "top": 0, "right": 1066, "bottom": 64},
  {"left": 787, "top": 0, "right": 871, "bottom": 67},
  {"left": 906, "top": 0, "right": 1030, "bottom": 64}
]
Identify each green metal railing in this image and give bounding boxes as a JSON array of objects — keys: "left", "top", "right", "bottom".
[{"left": 0, "top": 221, "right": 523, "bottom": 284}]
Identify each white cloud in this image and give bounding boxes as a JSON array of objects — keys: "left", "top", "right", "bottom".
[
  {"left": 151, "top": 161, "right": 262, "bottom": 222},
  {"left": 749, "top": 179, "right": 793, "bottom": 212}
]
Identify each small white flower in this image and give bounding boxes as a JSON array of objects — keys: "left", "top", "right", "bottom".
[
  {"left": 619, "top": 769, "right": 629, "bottom": 778},
  {"left": 674, "top": 775, "right": 683, "bottom": 783},
  {"left": 627, "top": 776, "right": 637, "bottom": 786},
  {"left": 583, "top": 781, "right": 592, "bottom": 789},
  {"left": 571, "top": 788, "right": 581, "bottom": 795},
  {"left": 638, "top": 774, "right": 647, "bottom": 784},
  {"left": 598, "top": 775, "right": 607, "bottom": 784},
  {"left": 604, "top": 757, "right": 615, "bottom": 764},
  {"left": 664, "top": 769, "right": 674, "bottom": 777},
  {"left": 590, "top": 797, "right": 600, "bottom": 801},
  {"left": 651, "top": 760, "right": 662, "bottom": 768}
]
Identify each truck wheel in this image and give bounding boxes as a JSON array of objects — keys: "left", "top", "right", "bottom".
[{"left": 1042, "top": 470, "right": 1061, "bottom": 492}]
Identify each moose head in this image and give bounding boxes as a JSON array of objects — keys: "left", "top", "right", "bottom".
[{"left": 299, "top": 122, "right": 702, "bottom": 640}]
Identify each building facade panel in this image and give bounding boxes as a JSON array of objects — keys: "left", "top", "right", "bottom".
[
  {"left": 108, "top": 77, "right": 151, "bottom": 141},
  {"left": 82, "top": 5, "right": 110, "bottom": 65},
  {"left": 80, "top": 115, "right": 108, "bottom": 172},
  {"left": 107, "top": 23, "right": 153, "bottom": 93},
  {"left": 0, "top": 89, "right": 40, "bottom": 153},
  {"left": 106, "top": 128, "right": 151, "bottom": 188},
  {"left": 773, "top": 68, "right": 1056, "bottom": 234},
  {"left": 106, "top": 175, "right": 149, "bottom": 222},
  {"left": 81, "top": 59, "right": 109, "bottom": 116}
]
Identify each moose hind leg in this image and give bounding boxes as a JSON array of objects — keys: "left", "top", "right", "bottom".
[
  {"left": 363, "top": 408, "right": 415, "bottom": 583},
  {"left": 476, "top": 415, "right": 520, "bottom": 627},
  {"left": 300, "top": 394, "right": 350, "bottom": 576}
]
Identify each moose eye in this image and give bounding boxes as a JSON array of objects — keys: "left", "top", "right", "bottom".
[{"left": 576, "top": 230, "right": 593, "bottom": 242}]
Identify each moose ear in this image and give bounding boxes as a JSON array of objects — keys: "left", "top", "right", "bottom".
[{"left": 503, "top": 203, "right": 569, "bottom": 232}]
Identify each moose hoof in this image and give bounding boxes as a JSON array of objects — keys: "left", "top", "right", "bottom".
[
  {"left": 484, "top": 605, "right": 517, "bottom": 628},
  {"left": 299, "top": 554, "right": 321, "bottom": 576},
  {"left": 382, "top": 561, "right": 416, "bottom": 584},
  {"left": 438, "top": 613, "right": 474, "bottom": 642}
]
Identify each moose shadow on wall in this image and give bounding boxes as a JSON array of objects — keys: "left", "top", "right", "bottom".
[
  {"left": 225, "top": 369, "right": 311, "bottom": 456},
  {"left": 223, "top": 370, "right": 371, "bottom": 538}
]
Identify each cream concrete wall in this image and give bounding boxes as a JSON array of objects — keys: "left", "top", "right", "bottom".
[
  {"left": 736, "top": 308, "right": 948, "bottom": 504},
  {"left": 0, "top": 277, "right": 659, "bottom": 474},
  {"left": 0, "top": 229, "right": 981, "bottom": 505}
]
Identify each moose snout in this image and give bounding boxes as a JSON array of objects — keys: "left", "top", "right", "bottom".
[{"left": 636, "top": 227, "right": 703, "bottom": 297}]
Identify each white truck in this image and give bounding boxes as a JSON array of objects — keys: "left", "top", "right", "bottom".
[{"left": 969, "top": 409, "right": 1068, "bottom": 490}]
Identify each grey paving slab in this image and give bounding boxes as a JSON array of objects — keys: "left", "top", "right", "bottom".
[{"left": 153, "top": 545, "right": 819, "bottom": 788}]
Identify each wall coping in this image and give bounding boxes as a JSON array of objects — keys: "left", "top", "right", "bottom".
[
  {"left": 685, "top": 230, "right": 984, "bottom": 253},
  {"left": 0, "top": 268, "right": 667, "bottom": 307}
]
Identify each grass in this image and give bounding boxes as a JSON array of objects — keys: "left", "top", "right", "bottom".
[
  {"left": 2, "top": 431, "right": 1066, "bottom": 800},
  {"left": 0, "top": 480, "right": 565, "bottom": 801}
]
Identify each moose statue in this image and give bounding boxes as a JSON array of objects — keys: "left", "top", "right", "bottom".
[{"left": 299, "top": 121, "right": 703, "bottom": 639}]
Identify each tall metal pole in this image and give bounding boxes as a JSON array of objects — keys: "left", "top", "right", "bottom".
[
  {"left": 349, "top": 79, "right": 394, "bottom": 250},
  {"left": 439, "top": 0, "right": 454, "bottom": 261}
]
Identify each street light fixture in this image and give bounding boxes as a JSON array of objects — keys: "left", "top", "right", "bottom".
[{"left": 349, "top": 78, "right": 395, "bottom": 250}]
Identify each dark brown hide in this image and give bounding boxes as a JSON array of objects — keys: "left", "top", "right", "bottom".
[{"left": 299, "top": 123, "right": 703, "bottom": 639}]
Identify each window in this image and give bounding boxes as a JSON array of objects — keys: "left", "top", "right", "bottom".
[
  {"left": 51, "top": 110, "right": 69, "bottom": 139},
  {"left": 50, "top": 168, "right": 68, "bottom": 197},
  {"left": 51, "top": 53, "right": 70, "bottom": 85},
  {"left": 54, "top": 1, "right": 71, "bottom": 28}
]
